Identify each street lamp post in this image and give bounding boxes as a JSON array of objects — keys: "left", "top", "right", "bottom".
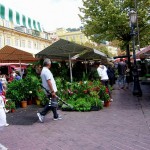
[{"left": 129, "top": 10, "right": 142, "bottom": 97}]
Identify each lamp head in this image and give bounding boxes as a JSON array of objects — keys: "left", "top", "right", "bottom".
[{"left": 129, "top": 10, "right": 137, "bottom": 25}]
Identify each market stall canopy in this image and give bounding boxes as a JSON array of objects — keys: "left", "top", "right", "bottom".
[
  {"left": 0, "top": 45, "right": 38, "bottom": 63},
  {"left": 136, "top": 45, "right": 150, "bottom": 59},
  {"left": 72, "top": 49, "right": 107, "bottom": 60},
  {"left": 35, "top": 39, "right": 93, "bottom": 60}
]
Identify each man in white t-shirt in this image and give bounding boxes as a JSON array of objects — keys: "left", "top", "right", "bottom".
[{"left": 37, "top": 58, "right": 62, "bottom": 122}]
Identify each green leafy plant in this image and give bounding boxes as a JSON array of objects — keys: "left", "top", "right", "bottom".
[
  {"left": 74, "top": 98, "right": 91, "bottom": 111},
  {"left": 37, "top": 90, "right": 48, "bottom": 106},
  {"left": 5, "top": 100, "right": 16, "bottom": 110}
]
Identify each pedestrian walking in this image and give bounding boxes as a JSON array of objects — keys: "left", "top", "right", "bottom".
[
  {"left": 96, "top": 62, "right": 113, "bottom": 102},
  {"left": 37, "top": 58, "right": 62, "bottom": 122},
  {"left": 117, "top": 58, "right": 127, "bottom": 89}
]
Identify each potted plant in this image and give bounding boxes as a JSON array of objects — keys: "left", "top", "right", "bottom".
[
  {"left": 36, "top": 90, "right": 46, "bottom": 106},
  {"left": 103, "top": 93, "right": 110, "bottom": 107},
  {"left": 10, "top": 101, "right": 16, "bottom": 113},
  {"left": 5, "top": 100, "right": 16, "bottom": 113},
  {"left": 88, "top": 91, "right": 103, "bottom": 111}
]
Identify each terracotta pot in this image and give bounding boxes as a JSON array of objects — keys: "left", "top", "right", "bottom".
[
  {"left": 104, "top": 101, "right": 110, "bottom": 107},
  {"left": 21, "top": 101, "right": 27, "bottom": 108},
  {"left": 11, "top": 109, "right": 15, "bottom": 113}
]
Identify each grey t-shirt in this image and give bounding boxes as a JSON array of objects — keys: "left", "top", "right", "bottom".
[{"left": 40, "top": 67, "right": 57, "bottom": 92}]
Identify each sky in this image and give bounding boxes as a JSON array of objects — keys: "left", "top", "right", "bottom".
[{"left": 0, "top": 0, "right": 83, "bottom": 31}]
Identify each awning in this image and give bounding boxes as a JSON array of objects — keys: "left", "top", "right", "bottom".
[
  {"left": 35, "top": 39, "right": 93, "bottom": 60},
  {"left": 73, "top": 49, "right": 107, "bottom": 60},
  {"left": 136, "top": 45, "right": 150, "bottom": 58},
  {"left": 0, "top": 3, "right": 42, "bottom": 32},
  {"left": 0, "top": 45, "right": 38, "bottom": 63}
]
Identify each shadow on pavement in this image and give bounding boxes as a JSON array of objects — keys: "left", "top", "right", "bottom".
[{"left": 7, "top": 105, "right": 43, "bottom": 125}]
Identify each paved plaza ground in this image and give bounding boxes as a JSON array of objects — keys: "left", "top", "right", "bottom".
[{"left": 0, "top": 84, "right": 150, "bottom": 150}]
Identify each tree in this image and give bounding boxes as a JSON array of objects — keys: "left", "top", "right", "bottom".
[
  {"left": 82, "top": 42, "right": 114, "bottom": 57},
  {"left": 79, "top": 0, "right": 150, "bottom": 48}
]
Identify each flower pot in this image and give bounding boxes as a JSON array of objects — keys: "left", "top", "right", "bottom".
[
  {"left": 104, "top": 101, "right": 110, "bottom": 107},
  {"left": 32, "top": 97, "right": 38, "bottom": 104},
  {"left": 11, "top": 109, "right": 15, "bottom": 113},
  {"left": 21, "top": 101, "right": 27, "bottom": 108},
  {"left": 27, "top": 100, "right": 32, "bottom": 105},
  {"left": 36, "top": 99, "right": 41, "bottom": 106}
]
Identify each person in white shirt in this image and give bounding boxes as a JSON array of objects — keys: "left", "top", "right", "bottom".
[
  {"left": 96, "top": 63, "right": 113, "bottom": 102},
  {"left": 37, "top": 58, "right": 62, "bottom": 122},
  {"left": 0, "top": 95, "right": 9, "bottom": 127}
]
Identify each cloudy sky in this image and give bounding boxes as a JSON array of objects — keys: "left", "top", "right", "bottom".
[{"left": 1, "top": 0, "right": 83, "bottom": 31}]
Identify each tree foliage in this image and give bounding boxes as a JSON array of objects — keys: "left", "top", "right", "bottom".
[{"left": 79, "top": 0, "right": 150, "bottom": 48}]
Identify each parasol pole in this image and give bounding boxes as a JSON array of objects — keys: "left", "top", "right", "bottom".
[
  {"left": 85, "top": 59, "right": 88, "bottom": 74},
  {"left": 69, "top": 54, "right": 73, "bottom": 82},
  {"left": 19, "top": 58, "right": 22, "bottom": 79}
]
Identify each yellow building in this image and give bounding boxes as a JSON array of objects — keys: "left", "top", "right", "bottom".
[
  {"left": 0, "top": 3, "right": 53, "bottom": 54},
  {"left": 56, "top": 28, "right": 90, "bottom": 44}
]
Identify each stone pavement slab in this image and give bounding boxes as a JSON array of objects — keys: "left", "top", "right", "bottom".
[{"left": 0, "top": 84, "right": 150, "bottom": 150}]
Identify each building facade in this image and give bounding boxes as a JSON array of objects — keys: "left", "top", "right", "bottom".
[
  {"left": 0, "top": 3, "right": 55, "bottom": 54},
  {"left": 56, "top": 28, "right": 90, "bottom": 44}
]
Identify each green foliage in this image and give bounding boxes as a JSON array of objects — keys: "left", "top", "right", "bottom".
[
  {"left": 56, "top": 78, "right": 107, "bottom": 111},
  {"left": 6, "top": 80, "right": 25, "bottom": 105},
  {"left": 37, "top": 90, "right": 49, "bottom": 106},
  {"left": 74, "top": 98, "right": 91, "bottom": 111},
  {"left": 5, "top": 100, "right": 16, "bottom": 110},
  {"left": 6, "top": 75, "right": 41, "bottom": 105},
  {"left": 79, "top": 0, "right": 150, "bottom": 48}
]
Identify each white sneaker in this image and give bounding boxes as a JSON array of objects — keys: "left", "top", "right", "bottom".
[
  {"left": 110, "top": 99, "right": 113, "bottom": 102},
  {"left": 37, "top": 113, "right": 44, "bottom": 122},
  {"left": 53, "top": 115, "right": 62, "bottom": 121},
  {"left": 5, "top": 123, "right": 9, "bottom": 127}
]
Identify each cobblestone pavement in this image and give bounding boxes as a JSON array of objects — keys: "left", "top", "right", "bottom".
[{"left": 0, "top": 84, "right": 150, "bottom": 150}]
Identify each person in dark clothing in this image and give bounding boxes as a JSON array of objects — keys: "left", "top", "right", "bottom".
[
  {"left": 117, "top": 58, "right": 127, "bottom": 89},
  {"left": 107, "top": 65, "right": 115, "bottom": 86}
]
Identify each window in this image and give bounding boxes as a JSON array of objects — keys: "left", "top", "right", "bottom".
[
  {"left": 73, "top": 35, "right": 76, "bottom": 41},
  {"left": 21, "top": 40, "right": 25, "bottom": 48},
  {"left": 4, "top": 20, "right": 10, "bottom": 28},
  {"left": 28, "top": 41, "right": 31, "bottom": 48},
  {"left": 0, "top": 36, "right": 2, "bottom": 48},
  {"left": 66, "top": 36, "right": 68, "bottom": 40},
  {"left": 38, "top": 43, "right": 41, "bottom": 50},
  {"left": 6, "top": 38, "right": 11, "bottom": 45},
  {"left": 15, "top": 39, "right": 19, "bottom": 47},
  {"left": 34, "top": 42, "right": 37, "bottom": 49}
]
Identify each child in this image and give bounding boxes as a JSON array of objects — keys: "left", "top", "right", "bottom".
[{"left": 0, "top": 95, "right": 9, "bottom": 127}]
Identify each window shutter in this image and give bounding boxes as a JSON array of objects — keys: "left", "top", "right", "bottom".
[
  {"left": 0, "top": 4, "right": 5, "bottom": 19},
  {"left": 37, "top": 22, "right": 42, "bottom": 32},
  {"left": 16, "top": 12, "right": 20, "bottom": 24},
  {"left": 33, "top": 20, "right": 37, "bottom": 30},
  {"left": 22, "top": 15, "right": 26, "bottom": 27},
  {"left": 9, "top": 8, "right": 13, "bottom": 22}
]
